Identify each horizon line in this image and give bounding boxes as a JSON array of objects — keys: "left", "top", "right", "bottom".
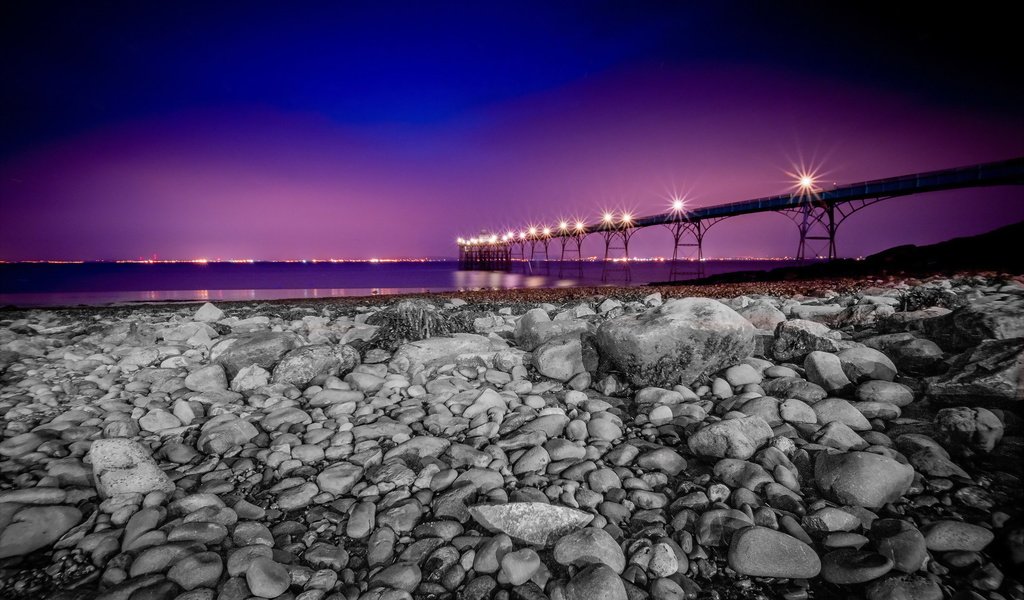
[{"left": 0, "top": 256, "right": 830, "bottom": 265}]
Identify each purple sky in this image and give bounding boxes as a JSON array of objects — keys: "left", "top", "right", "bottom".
[{"left": 2, "top": 5, "right": 1022, "bottom": 261}]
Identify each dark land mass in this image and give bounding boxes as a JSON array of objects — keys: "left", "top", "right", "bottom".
[{"left": 653, "top": 220, "right": 1024, "bottom": 287}]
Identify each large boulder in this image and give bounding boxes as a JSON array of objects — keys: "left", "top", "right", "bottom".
[
  {"left": 815, "top": 451, "right": 914, "bottom": 509},
  {"left": 213, "top": 332, "right": 303, "bottom": 378},
  {"left": 89, "top": 438, "right": 175, "bottom": 497},
  {"left": 919, "top": 297, "right": 1024, "bottom": 352},
  {"left": 595, "top": 298, "right": 755, "bottom": 387},
  {"left": 927, "top": 338, "right": 1024, "bottom": 402},
  {"left": 271, "top": 344, "right": 360, "bottom": 389}
]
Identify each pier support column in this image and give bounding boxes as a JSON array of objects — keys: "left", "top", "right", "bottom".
[
  {"left": 794, "top": 203, "right": 837, "bottom": 260},
  {"left": 664, "top": 217, "right": 723, "bottom": 281},
  {"left": 784, "top": 197, "right": 887, "bottom": 261},
  {"left": 558, "top": 234, "right": 585, "bottom": 279},
  {"left": 600, "top": 228, "right": 635, "bottom": 283}
]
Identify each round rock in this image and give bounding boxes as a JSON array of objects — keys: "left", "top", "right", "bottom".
[
  {"left": 815, "top": 451, "right": 914, "bottom": 509},
  {"left": 821, "top": 549, "right": 893, "bottom": 584},
  {"left": 922, "top": 520, "right": 994, "bottom": 552},
  {"left": 167, "top": 551, "right": 223, "bottom": 591},
  {"left": 565, "top": 564, "right": 627, "bottom": 600},
  {"left": 246, "top": 557, "right": 291, "bottom": 598},
  {"left": 553, "top": 527, "right": 626, "bottom": 574},
  {"left": 727, "top": 526, "right": 821, "bottom": 579}
]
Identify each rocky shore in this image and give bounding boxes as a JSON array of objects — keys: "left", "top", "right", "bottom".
[{"left": 0, "top": 274, "right": 1022, "bottom": 600}]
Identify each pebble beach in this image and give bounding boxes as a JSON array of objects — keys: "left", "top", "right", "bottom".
[{"left": 0, "top": 274, "right": 1022, "bottom": 600}]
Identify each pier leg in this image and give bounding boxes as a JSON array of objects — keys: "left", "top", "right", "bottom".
[
  {"left": 559, "top": 235, "right": 585, "bottom": 279},
  {"left": 667, "top": 221, "right": 707, "bottom": 281},
  {"left": 601, "top": 230, "right": 633, "bottom": 283},
  {"left": 793, "top": 204, "right": 837, "bottom": 260}
]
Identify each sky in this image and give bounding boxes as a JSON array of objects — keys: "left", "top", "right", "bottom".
[{"left": 1, "top": 2, "right": 1022, "bottom": 261}]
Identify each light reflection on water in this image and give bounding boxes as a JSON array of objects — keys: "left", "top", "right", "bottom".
[
  {"left": 0, "top": 259, "right": 808, "bottom": 307},
  {"left": 0, "top": 287, "right": 438, "bottom": 307}
]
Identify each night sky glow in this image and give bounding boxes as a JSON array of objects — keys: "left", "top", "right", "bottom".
[{"left": 2, "top": 3, "right": 1022, "bottom": 261}]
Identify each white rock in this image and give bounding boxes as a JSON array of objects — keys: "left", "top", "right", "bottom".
[
  {"left": 194, "top": 302, "right": 225, "bottom": 322},
  {"left": 89, "top": 438, "right": 175, "bottom": 497}
]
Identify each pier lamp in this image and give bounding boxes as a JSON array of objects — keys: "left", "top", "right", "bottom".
[
  {"left": 797, "top": 173, "right": 817, "bottom": 193},
  {"left": 603, "top": 212, "right": 614, "bottom": 224},
  {"left": 457, "top": 237, "right": 464, "bottom": 244},
  {"left": 542, "top": 227, "right": 551, "bottom": 236},
  {"left": 621, "top": 212, "right": 633, "bottom": 225},
  {"left": 528, "top": 227, "right": 537, "bottom": 238},
  {"left": 559, "top": 221, "right": 568, "bottom": 231},
  {"left": 575, "top": 221, "right": 585, "bottom": 232},
  {"left": 506, "top": 231, "right": 514, "bottom": 239},
  {"left": 671, "top": 198, "right": 685, "bottom": 212},
  {"left": 489, "top": 235, "right": 498, "bottom": 243}
]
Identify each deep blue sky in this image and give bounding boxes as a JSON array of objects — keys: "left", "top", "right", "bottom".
[{"left": 2, "top": 2, "right": 1022, "bottom": 259}]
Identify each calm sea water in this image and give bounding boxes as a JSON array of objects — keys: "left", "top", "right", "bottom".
[{"left": 0, "top": 260, "right": 805, "bottom": 307}]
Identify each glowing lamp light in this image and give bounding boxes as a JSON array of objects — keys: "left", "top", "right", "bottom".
[
  {"left": 542, "top": 227, "right": 551, "bottom": 236},
  {"left": 621, "top": 212, "right": 633, "bottom": 224},
  {"left": 603, "top": 212, "right": 614, "bottom": 223},
  {"left": 671, "top": 198, "right": 685, "bottom": 211},
  {"left": 559, "top": 221, "right": 568, "bottom": 230},
  {"left": 489, "top": 235, "right": 498, "bottom": 243},
  {"left": 528, "top": 227, "right": 537, "bottom": 236},
  {"left": 506, "top": 231, "right": 514, "bottom": 239},
  {"left": 517, "top": 231, "right": 524, "bottom": 239},
  {"left": 575, "top": 221, "right": 585, "bottom": 231},
  {"left": 799, "top": 175, "right": 814, "bottom": 189}
]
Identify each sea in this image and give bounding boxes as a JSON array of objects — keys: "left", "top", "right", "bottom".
[{"left": 0, "top": 260, "right": 807, "bottom": 307}]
